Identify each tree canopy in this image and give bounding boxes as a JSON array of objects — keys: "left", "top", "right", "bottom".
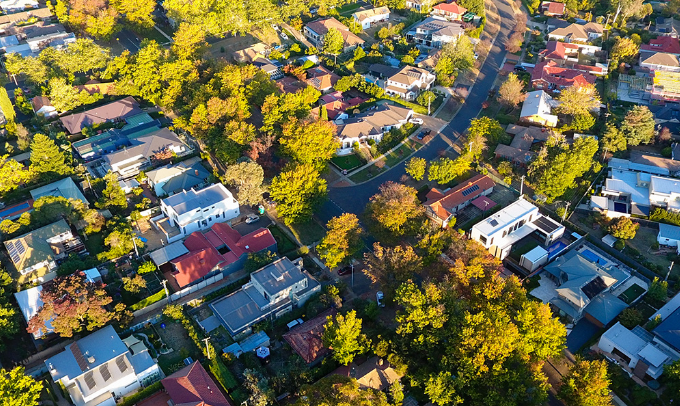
[
  {"left": 318, "top": 213, "right": 363, "bottom": 269},
  {"left": 269, "top": 164, "right": 327, "bottom": 225},
  {"left": 367, "top": 182, "right": 424, "bottom": 235},
  {"left": 0, "top": 367, "right": 43, "bottom": 406},
  {"left": 29, "top": 134, "right": 72, "bottom": 181},
  {"left": 498, "top": 73, "right": 526, "bottom": 108},
  {"left": 558, "top": 358, "right": 612, "bottom": 406},
  {"left": 223, "top": 161, "right": 266, "bottom": 206},
  {"left": 621, "top": 105, "right": 655, "bottom": 146},
  {"left": 323, "top": 310, "right": 370, "bottom": 365}
]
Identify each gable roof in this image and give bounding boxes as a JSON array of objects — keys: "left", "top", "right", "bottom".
[
  {"left": 336, "top": 104, "right": 412, "bottom": 140},
  {"left": 543, "top": 1, "right": 566, "bottom": 14},
  {"left": 305, "top": 65, "right": 341, "bottom": 90},
  {"left": 659, "top": 223, "right": 680, "bottom": 241},
  {"left": 305, "top": 17, "right": 364, "bottom": 48},
  {"left": 30, "top": 177, "right": 88, "bottom": 205},
  {"left": 424, "top": 174, "right": 495, "bottom": 221},
  {"left": 103, "top": 128, "right": 185, "bottom": 166},
  {"left": 521, "top": 90, "right": 555, "bottom": 117},
  {"left": 333, "top": 356, "right": 403, "bottom": 391},
  {"left": 162, "top": 361, "right": 232, "bottom": 406},
  {"left": 59, "top": 97, "right": 142, "bottom": 134},
  {"left": 549, "top": 23, "right": 589, "bottom": 40},
  {"left": 283, "top": 309, "right": 336, "bottom": 363},
  {"left": 531, "top": 60, "right": 597, "bottom": 87},
  {"left": 388, "top": 65, "right": 431, "bottom": 86},
  {"left": 433, "top": 2, "right": 467, "bottom": 14},
  {"left": 413, "top": 16, "right": 465, "bottom": 38},
  {"left": 641, "top": 36, "right": 680, "bottom": 55},
  {"left": 0, "top": 7, "right": 50, "bottom": 25},
  {"left": 4, "top": 219, "right": 72, "bottom": 272},
  {"left": 539, "top": 41, "right": 579, "bottom": 60},
  {"left": 353, "top": 6, "right": 390, "bottom": 20},
  {"left": 641, "top": 52, "right": 680, "bottom": 67}
]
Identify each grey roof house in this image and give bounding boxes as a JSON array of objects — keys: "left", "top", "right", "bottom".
[
  {"left": 210, "top": 257, "right": 320, "bottom": 336},
  {"left": 59, "top": 97, "right": 143, "bottom": 134},
  {"left": 146, "top": 157, "right": 210, "bottom": 197},
  {"left": 30, "top": 177, "right": 89, "bottom": 206}
]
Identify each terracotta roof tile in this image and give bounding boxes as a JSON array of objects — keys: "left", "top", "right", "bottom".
[
  {"left": 424, "top": 174, "right": 495, "bottom": 220},
  {"left": 162, "top": 361, "right": 232, "bottom": 406},
  {"left": 531, "top": 60, "right": 596, "bottom": 88},
  {"left": 641, "top": 36, "right": 680, "bottom": 55},
  {"left": 283, "top": 309, "right": 336, "bottom": 363},
  {"left": 433, "top": 2, "right": 467, "bottom": 15}
]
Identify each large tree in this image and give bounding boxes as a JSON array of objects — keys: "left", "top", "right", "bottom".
[
  {"left": 0, "top": 88, "right": 16, "bottom": 125},
  {"left": 323, "top": 310, "right": 370, "bottom": 365},
  {"left": 270, "top": 164, "right": 327, "bottom": 225},
  {"left": 610, "top": 37, "right": 639, "bottom": 66},
  {"left": 111, "top": 0, "right": 156, "bottom": 30},
  {"left": 48, "top": 77, "right": 100, "bottom": 112},
  {"left": 558, "top": 358, "right": 612, "bottom": 406},
  {"left": 601, "top": 123, "right": 627, "bottom": 153},
  {"left": 428, "top": 156, "right": 471, "bottom": 185},
  {"left": 608, "top": 217, "right": 639, "bottom": 240},
  {"left": 223, "top": 161, "right": 266, "bottom": 206},
  {"left": 29, "top": 133, "right": 72, "bottom": 180},
  {"left": 367, "top": 182, "right": 424, "bottom": 235},
  {"left": 96, "top": 171, "right": 127, "bottom": 211},
  {"left": 323, "top": 27, "right": 345, "bottom": 60},
  {"left": 0, "top": 367, "right": 43, "bottom": 406},
  {"left": 0, "top": 155, "right": 29, "bottom": 194},
  {"left": 364, "top": 243, "right": 422, "bottom": 298},
  {"left": 279, "top": 120, "right": 338, "bottom": 171},
  {"left": 621, "top": 105, "right": 655, "bottom": 146},
  {"left": 555, "top": 83, "right": 601, "bottom": 117},
  {"left": 28, "top": 272, "right": 116, "bottom": 338},
  {"left": 406, "top": 157, "right": 427, "bottom": 181},
  {"left": 317, "top": 213, "right": 363, "bottom": 269},
  {"left": 498, "top": 73, "right": 526, "bottom": 109}
]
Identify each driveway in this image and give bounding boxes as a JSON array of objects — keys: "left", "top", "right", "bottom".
[{"left": 317, "top": 0, "right": 516, "bottom": 224}]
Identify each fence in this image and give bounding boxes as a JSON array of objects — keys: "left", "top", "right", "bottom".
[{"left": 170, "top": 273, "right": 224, "bottom": 301}]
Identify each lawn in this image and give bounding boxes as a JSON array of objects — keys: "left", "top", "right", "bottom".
[
  {"left": 268, "top": 224, "right": 298, "bottom": 254},
  {"left": 156, "top": 321, "right": 202, "bottom": 375},
  {"left": 289, "top": 219, "right": 327, "bottom": 246},
  {"left": 618, "top": 283, "right": 645, "bottom": 304},
  {"left": 83, "top": 232, "right": 105, "bottom": 256},
  {"left": 626, "top": 227, "right": 672, "bottom": 274},
  {"left": 331, "top": 154, "right": 362, "bottom": 171},
  {"left": 337, "top": 2, "right": 361, "bottom": 15},
  {"left": 384, "top": 141, "right": 418, "bottom": 167},
  {"left": 349, "top": 159, "right": 387, "bottom": 183}
]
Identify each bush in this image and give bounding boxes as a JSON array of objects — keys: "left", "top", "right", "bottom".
[
  {"left": 130, "top": 290, "right": 166, "bottom": 311},
  {"left": 118, "top": 381, "right": 163, "bottom": 406},
  {"left": 614, "top": 239, "right": 625, "bottom": 250},
  {"left": 662, "top": 146, "right": 672, "bottom": 157},
  {"left": 207, "top": 358, "right": 239, "bottom": 391}
]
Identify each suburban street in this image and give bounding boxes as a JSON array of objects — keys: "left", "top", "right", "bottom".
[{"left": 317, "top": 0, "right": 516, "bottom": 224}]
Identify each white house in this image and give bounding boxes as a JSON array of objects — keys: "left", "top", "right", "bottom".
[
  {"left": 31, "top": 96, "right": 58, "bottom": 118},
  {"left": 160, "top": 183, "right": 240, "bottom": 238},
  {"left": 470, "top": 198, "right": 565, "bottom": 259},
  {"left": 303, "top": 17, "right": 364, "bottom": 51},
  {"left": 384, "top": 65, "right": 436, "bottom": 100},
  {"left": 658, "top": 223, "right": 680, "bottom": 253},
  {"left": 335, "top": 105, "right": 413, "bottom": 155},
  {"left": 352, "top": 6, "right": 390, "bottom": 29},
  {"left": 640, "top": 52, "right": 680, "bottom": 73},
  {"left": 45, "top": 325, "right": 162, "bottom": 406},
  {"left": 406, "top": 17, "right": 465, "bottom": 48},
  {"left": 0, "top": 0, "right": 38, "bottom": 13},
  {"left": 520, "top": 90, "right": 559, "bottom": 127}
]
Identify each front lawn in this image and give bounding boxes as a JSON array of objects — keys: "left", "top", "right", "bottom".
[
  {"left": 268, "top": 224, "right": 298, "bottom": 254},
  {"left": 331, "top": 154, "right": 362, "bottom": 171},
  {"left": 83, "top": 232, "right": 105, "bottom": 256},
  {"left": 289, "top": 219, "right": 327, "bottom": 246}
]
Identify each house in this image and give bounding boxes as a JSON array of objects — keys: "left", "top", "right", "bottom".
[
  {"left": 520, "top": 90, "right": 559, "bottom": 127},
  {"left": 137, "top": 362, "right": 231, "bottom": 406},
  {"left": 333, "top": 356, "right": 403, "bottom": 391},
  {"left": 4, "top": 219, "right": 84, "bottom": 282},
  {"left": 14, "top": 269, "right": 101, "bottom": 339},
  {"left": 303, "top": 18, "right": 364, "bottom": 51},
  {"left": 145, "top": 157, "right": 210, "bottom": 197},
  {"left": 305, "top": 65, "right": 341, "bottom": 92},
  {"left": 424, "top": 174, "right": 495, "bottom": 227},
  {"left": 233, "top": 42, "right": 268, "bottom": 63},
  {"left": 417, "top": 48, "right": 442, "bottom": 70},
  {"left": 153, "top": 222, "right": 276, "bottom": 289},
  {"left": 625, "top": 151, "right": 680, "bottom": 176},
  {"left": 651, "top": 70, "right": 680, "bottom": 102},
  {"left": 335, "top": 105, "right": 413, "bottom": 155},
  {"left": 539, "top": 41, "right": 603, "bottom": 67},
  {"left": 31, "top": 96, "right": 57, "bottom": 118},
  {"left": 531, "top": 60, "right": 597, "bottom": 90},
  {"left": 352, "top": 6, "right": 390, "bottom": 29},
  {"left": 471, "top": 198, "right": 565, "bottom": 259},
  {"left": 252, "top": 58, "right": 283, "bottom": 80},
  {"left": 276, "top": 76, "right": 307, "bottom": 94},
  {"left": 30, "top": 177, "right": 89, "bottom": 206},
  {"left": 0, "top": 34, "right": 18, "bottom": 50},
  {"left": 406, "top": 17, "right": 465, "bottom": 48},
  {"left": 0, "top": 0, "right": 38, "bottom": 13},
  {"left": 658, "top": 223, "right": 680, "bottom": 254},
  {"left": 640, "top": 36, "right": 680, "bottom": 59},
  {"left": 540, "top": 1, "right": 566, "bottom": 16},
  {"left": 598, "top": 321, "right": 679, "bottom": 380},
  {"left": 405, "top": 0, "right": 432, "bottom": 12},
  {"left": 24, "top": 30, "right": 75, "bottom": 54},
  {"left": 59, "top": 97, "right": 143, "bottom": 134},
  {"left": 210, "top": 257, "right": 321, "bottom": 335},
  {"left": 543, "top": 249, "right": 631, "bottom": 326},
  {"left": 640, "top": 52, "right": 680, "bottom": 73},
  {"left": 283, "top": 309, "right": 337, "bottom": 364},
  {"left": 314, "top": 91, "right": 366, "bottom": 121},
  {"left": 45, "top": 325, "right": 162, "bottom": 406},
  {"left": 101, "top": 128, "right": 189, "bottom": 179},
  {"left": 653, "top": 17, "right": 678, "bottom": 38},
  {"left": 495, "top": 124, "right": 552, "bottom": 165},
  {"left": 159, "top": 183, "right": 240, "bottom": 240},
  {"left": 431, "top": 2, "right": 467, "bottom": 21},
  {"left": 384, "top": 65, "right": 436, "bottom": 100},
  {"left": 0, "top": 7, "right": 51, "bottom": 28},
  {"left": 547, "top": 22, "right": 604, "bottom": 43}
]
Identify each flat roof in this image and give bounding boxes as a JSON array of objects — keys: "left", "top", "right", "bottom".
[
  {"left": 532, "top": 215, "right": 562, "bottom": 234},
  {"left": 250, "top": 257, "right": 307, "bottom": 297},
  {"left": 472, "top": 198, "right": 538, "bottom": 237},
  {"left": 606, "top": 170, "right": 651, "bottom": 207}
]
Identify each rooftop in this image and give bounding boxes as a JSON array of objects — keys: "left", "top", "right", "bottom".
[
  {"left": 4, "top": 219, "right": 72, "bottom": 273},
  {"left": 521, "top": 90, "right": 557, "bottom": 118},
  {"left": 251, "top": 257, "right": 308, "bottom": 297},
  {"left": 283, "top": 309, "right": 336, "bottom": 363},
  {"left": 162, "top": 361, "right": 232, "bottom": 406},
  {"left": 654, "top": 307, "right": 680, "bottom": 351},
  {"left": 353, "top": 6, "right": 390, "bottom": 20},
  {"left": 433, "top": 2, "right": 467, "bottom": 14},
  {"left": 162, "top": 183, "right": 235, "bottom": 217},
  {"left": 59, "top": 97, "right": 142, "bottom": 134},
  {"left": 103, "top": 128, "right": 185, "bottom": 166},
  {"left": 30, "top": 177, "right": 88, "bottom": 205},
  {"left": 472, "top": 198, "right": 539, "bottom": 237},
  {"left": 424, "top": 174, "right": 495, "bottom": 221},
  {"left": 305, "top": 17, "right": 364, "bottom": 47}
]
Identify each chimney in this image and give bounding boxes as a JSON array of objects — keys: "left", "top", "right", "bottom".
[
  {"left": 195, "top": 169, "right": 199, "bottom": 176},
  {"left": 88, "top": 356, "right": 95, "bottom": 364}
]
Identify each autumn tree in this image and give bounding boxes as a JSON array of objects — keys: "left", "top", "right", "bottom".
[
  {"left": 123, "top": 274, "right": 147, "bottom": 294},
  {"left": 367, "top": 182, "right": 424, "bottom": 235},
  {"left": 0, "top": 367, "right": 43, "bottom": 406},
  {"left": 323, "top": 310, "right": 370, "bottom": 365},
  {"left": 0, "top": 156, "right": 29, "bottom": 194},
  {"left": 406, "top": 157, "right": 427, "bottom": 181},
  {"left": 608, "top": 217, "right": 639, "bottom": 240},
  {"left": 279, "top": 120, "right": 338, "bottom": 171},
  {"left": 555, "top": 83, "right": 601, "bottom": 117},
  {"left": 621, "top": 105, "right": 655, "bottom": 145},
  {"left": 111, "top": 0, "right": 156, "bottom": 30},
  {"left": 558, "top": 358, "right": 612, "bottom": 406},
  {"left": 65, "top": 0, "right": 121, "bottom": 39},
  {"left": 498, "top": 73, "right": 526, "bottom": 109},
  {"left": 601, "top": 123, "right": 627, "bottom": 153},
  {"left": 29, "top": 133, "right": 72, "bottom": 181},
  {"left": 428, "top": 156, "right": 471, "bottom": 184},
  {"left": 269, "top": 164, "right": 327, "bottom": 225},
  {"left": 610, "top": 37, "right": 639, "bottom": 66},
  {"left": 223, "top": 161, "right": 266, "bottom": 206},
  {"left": 364, "top": 243, "right": 422, "bottom": 298},
  {"left": 28, "top": 272, "right": 116, "bottom": 337},
  {"left": 323, "top": 27, "right": 345, "bottom": 62},
  {"left": 96, "top": 171, "right": 127, "bottom": 211},
  {"left": 317, "top": 213, "right": 363, "bottom": 269},
  {"left": 171, "top": 23, "right": 208, "bottom": 60},
  {"left": 0, "top": 88, "right": 15, "bottom": 127}
]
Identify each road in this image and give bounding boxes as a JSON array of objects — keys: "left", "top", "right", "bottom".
[{"left": 317, "top": 0, "right": 516, "bottom": 224}]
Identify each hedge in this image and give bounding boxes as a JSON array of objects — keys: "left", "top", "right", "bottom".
[
  {"left": 207, "top": 358, "right": 239, "bottom": 391},
  {"left": 650, "top": 208, "right": 680, "bottom": 227},
  {"left": 130, "top": 290, "right": 167, "bottom": 311},
  {"left": 118, "top": 381, "right": 163, "bottom": 406}
]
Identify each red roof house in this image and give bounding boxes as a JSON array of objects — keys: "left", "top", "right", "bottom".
[
  {"left": 168, "top": 222, "right": 277, "bottom": 289},
  {"left": 432, "top": 2, "right": 467, "bottom": 20},
  {"left": 540, "top": 1, "right": 566, "bottom": 16},
  {"left": 539, "top": 41, "right": 580, "bottom": 62},
  {"left": 641, "top": 36, "right": 680, "bottom": 56},
  {"left": 531, "top": 60, "right": 597, "bottom": 90},
  {"left": 424, "top": 174, "right": 495, "bottom": 227},
  {"left": 139, "top": 361, "right": 232, "bottom": 406},
  {"left": 284, "top": 308, "right": 336, "bottom": 364}
]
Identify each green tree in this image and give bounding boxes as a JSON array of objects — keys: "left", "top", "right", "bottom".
[
  {"left": 621, "top": 105, "right": 655, "bottom": 145},
  {"left": 364, "top": 243, "right": 422, "bottom": 298},
  {"left": 467, "top": 117, "right": 508, "bottom": 145},
  {"left": 96, "top": 171, "right": 128, "bottom": 211},
  {"left": 318, "top": 213, "right": 363, "bottom": 269},
  {"left": 405, "top": 157, "right": 427, "bottom": 181},
  {"left": 4, "top": 54, "right": 49, "bottom": 85},
  {"left": 0, "top": 88, "right": 15, "bottom": 125},
  {"left": 441, "top": 35, "right": 475, "bottom": 72},
  {"left": 171, "top": 23, "right": 208, "bottom": 60},
  {"left": 122, "top": 274, "right": 146, "bottom": 294},
  {"left": 47, "top": 77, "right": 97, "bottom": 112},
  {"left": 223, "top": 162, "right": 266, "bottom": 206},
  {"left": 390, "top": 381, "right": 405, "bottom": 406},
  {"left": 270, "top": 164, "right": 327, "bottom": 225},
  {"left": 293, "top": 375, "right": 390, "bottom": 406},
  {"left": 111, "top": 0, "right": 156, "bottom": 30},
  {"left": 0, "top": 367, "right": 43, "bottom": 406},
  {"left": 280, "top": 119, "right": 338, "bottom": 171},
  {"left": 647, "top": 277, "right": 668, "bottom": 302},
  {"left": 16, "top": 124, "right": 31, "bottom": 151},
  {"left": 323, "top": 27, "right": 345, "bottom": 61},
  {"left": 353, "top": 46, "right": 366, "bottom": 61},
  {"left": 555, "top": 83, "right": 601, "bottom": 117},
  {"left": 428, "top": 156, "right": 471, "bottom": 184},
  {"left": 608, "top": 217, "right": 639, "bottom": 240},
  {"left": 323, "top": 310, "right": 370, "bottom": 365},
  {"left": 138, "top": 261, "right": 156, "bottom": 274},
  {"left": 98, "top": 218, "right": 143, "bottom": 261},
  {"left": 29, "top": 133, "right": 72, "bottom": 180},
  {"left": 665, "top": 359, "right": 680, "bottom": 399},
  {"left": 601, "top": 123, "right": 627, "bottom": 153},
  {"left": 245, "top": 251, "right": 277, "bottom": 273},
  {"left": 417, "top": 90, "right": 437, "bottom": 114},
  {"left": 619, "top": 308, "right": 643, "bottom": 328},
  {"left": 558, "top": 358, "right": 612, "bottom": 406},
  {"left": 610, "top": 37, "right": 639, "bottom": 66},
  {"left": 0, "top": 155, "right": 29, "bottom": 194},
  {"left": 243, "top": 369, "right": 274, "bottom": 406},
  {"left": 367, "top": 182, "right": 424, "bottom": 235},
  {"left": 498, "top": 73, "right": 526, "bottom": 109},
  {"left": 459, "top": 0, "right": 484, "bottom": 15}
]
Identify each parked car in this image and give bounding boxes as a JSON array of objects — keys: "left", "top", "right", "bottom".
[
  {"left": 376, "top": 291, "right": 385, "bottom": 307},
  {"left": 280, "top": 32, "right": 289, "bottom": 40},
  {"left": 514, "top": 65, "right": 526, "bottom": 72},
  {"left": 245, "top": 214, "right": 260, "bottom": 224},
  {"left": 417, "top": 129, "right": 432, "bottom": 140},
  {"left": 338, "top": 266, "right": 352, "bottom": 276},
  {"left": 286, "top": 318, "right": 304, "bottom": 330},
  {"left": 409, "top": 117, "right": 424, "bottom": 125}
]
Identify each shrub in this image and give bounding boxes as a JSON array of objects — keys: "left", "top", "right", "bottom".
[
  {"left": 614, "top": 239, "right": 625, "bottom": 250},
  {"left": 118, "top": 381, "right": 163, "bottom": 406}
]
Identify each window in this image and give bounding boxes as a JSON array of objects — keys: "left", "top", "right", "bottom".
[
  {"left": 479, "top": 235, "right": 487, "bottom": 244},
  {"left": 208, "top": 217, "right": 212, "bottom": 222},
  {"left": 489, "top": 238, "right": 494, "bottom": 246},
  {"left": 502, "top": 230, "right": 507, "bottom": 238}
]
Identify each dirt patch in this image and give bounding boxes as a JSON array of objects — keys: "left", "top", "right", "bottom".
[{"left": 208, "top": 34, "right": 261, "bottom": 61}]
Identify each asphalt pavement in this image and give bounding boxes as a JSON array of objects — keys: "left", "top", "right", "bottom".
[{"left": 317, "top": 0, "right": 516, "bottom": 224}]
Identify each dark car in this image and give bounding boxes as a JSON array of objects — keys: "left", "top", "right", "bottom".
[
  {"left": 514, "top": 65, "right": 526, "bottom": 72},
  {"left": 417, "top": 129, "right": 432, "bottom": 140},
  {"left": 337, "top": 266, "right": 352, "bottom": 276}
]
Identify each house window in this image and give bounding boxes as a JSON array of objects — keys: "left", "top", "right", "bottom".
[
  {"left": 208, "top": 217, "right": 212, "bottom": 222},
  {"left": 479, "top": 235, "right": 487, "bottom": 244}
]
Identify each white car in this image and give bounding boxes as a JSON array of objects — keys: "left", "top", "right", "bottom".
[
  {"left": 376, "top": 291, "right": 385, "bottom": 307},
  {"left": 409, "top": 118, "right": 424, "bottom": 125},
  {"left": 245, "top": 214, "right": 260, "bottom": 224},
  {"left": 280, "top": 32, "right": 289, "bottom": 40}
]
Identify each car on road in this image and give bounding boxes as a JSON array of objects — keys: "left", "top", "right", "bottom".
[
  {"left": 280, "top": 32, "right": 288, "bottom": 40},
  {"left": 376, "top": 291, "right": 385, "bottom": 307},
  {"left": 245, "top": 214, "right": 260, "bottom": 224},
  {"left": 409, "top": 117, "right": 424, "bottom": 125},
  {"left": 514, "top": 65, "right": 526, "bottom": 72},
  {"left": 337, "top": 266, "right": 352, "bottom": 276},
  {"left": 417, "top": 129, "right": 432, "bottom": 140}
]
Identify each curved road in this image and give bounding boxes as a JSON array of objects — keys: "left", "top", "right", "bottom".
[{"left": 318, "top": 0, "right": 517, "bottom": 224}]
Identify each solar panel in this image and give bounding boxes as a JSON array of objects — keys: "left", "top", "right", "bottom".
[
  {"left": 100, "top": 364, "right": 111, "bottom": 382},
  {"left": 16, "top": 241, "right": 25, "bottom": 255},
  {"left": 6, "top": 241, "right": 17, "bottom": 257},
  {"left": 116, "top": 356, "right": 128, "bottom": 373},
  {"left": 84, "top": 371, "right": 96, "bottom": 390},
  {"left": 461, "top": 184, "right": 480, "bottom": 197},
  {"left": 10, "top": 254, "right": 20, "bottom": 264}
]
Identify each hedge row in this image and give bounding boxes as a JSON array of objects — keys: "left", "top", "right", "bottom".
[{"left": 118, "top": 381, "right": 163, "bottom": 406}]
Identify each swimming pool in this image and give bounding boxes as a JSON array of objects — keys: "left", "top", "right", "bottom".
[
  {"left": 580, "top": 249, "right": 607, "bottom": 265},
  {"left": 547, "top": 241, "right": 567, "bottom": 260},
  {"left": 0, "top": 202, "right": 30, "bottom": 219}
]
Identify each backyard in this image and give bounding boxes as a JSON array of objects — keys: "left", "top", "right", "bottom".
[{"left": 150, "top": 320, "right": 202, "bottom": 375}]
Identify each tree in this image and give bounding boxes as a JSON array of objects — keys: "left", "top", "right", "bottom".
[
  {"left": 16, "top": 124, "right": 31, "bottom": 151},
  {"left": 269, "top": 164, "right": 327, "bottom": 225},
  {"left": 498, "top": 73, "right": 526, "bottom": 109},
  {"left": 0, "top": 88, "right": 15, "bottom": 125},
  {"left": 441, "top": 35, "right": 475, "bottom": 72},
  {"left": 318, "top": 213, "right": 363, "bottom": 269},
  {"left": 467, "top": 117, "right": 508, "bottom": 145},
  {"left": 96, "top": 171, "right": 128, "bottom": 211},
  {"left": 48, "top": 77, "right": 97, "bottom": 112},
  {"left": 621, "top": 105, "right": 655, "bottom": 146},
  {"left": 171, "top": 23, "right": 207, "bottom": 60},
  {"left": 390, "top": 381, "right": 405, "bottom": 406},
  {"left": 417, "top": 91, "right": 437, "bottom": 114},
  {"left": 555, "top": 84, "right": 601, "bottom": 117},
  {"left": 558, "top": 358, "right": 612, "bottom": 406},
  {"left": 122, "top": 274, "right": 146, "bottom": 294},
  {"left": 223, "top": 161, "right": 266, "bottom": 206},
  {"left": 28, "top": 272, "right": 115, "bottom": 338},
  {"left": 665, "top": 359, "right": 680, "bottom": 398},
  {"left": 4, "top": 54, "right": 49, "bottom": 85},
  {"left": 0, "top": 156, "right": 29, "bottom": 194},
  {"left": 505, "top": 31, "right": 524, "bottom": 53},
  {"left": 647, "top": 277, "right": 668, "bottom": 302},
  {"left": 601, "top": 123, "right": 627, "bottom": 153},
  {"left": 111, "top": 0, "right": 156, "bottom": 30},
  {"left": 138, "top": 261, "right": 156, "bottom": 274},
  {"left": 428, "top": 156, "right": 471, "bottom": 184},
  {"left": 323, "top": 310, "right": 370, "bottom": 365},
  {"left": 619, "top": 308, "right": 643, "bottom": 328},
  {"left": 99, "top": 218, "right": 143, "bottom": 261},
  {"left": 610, "top": 37, "right": 639, "bottom": 66},
  {"left": 293, "top": 375, "right": 390, "bottom": 406},
  {"left": 0, "top": 367, "right": 43, "bottom": 406},
  {"left": 364, "top": 243, "right": 422, "bottom": 298},
  {"left": 280, "top": 120, "right": 338, "bottom": 171},
  {"left": 353, "top": 46, "right": 366, "bottom": 61},
  {"left": 608, "top": 217, "right": 639, "bottom": 240},
  {"left": 323, "top": 27, "right": 344, "bottom": 61},
  {"left": 573, "top": 113, "right": 596, "bottom": 133},
  {"left": 29, "top": 133, "right": 72, "bottom": 180},
  {"left": 367, "top": 182, "right": 424, "bottom": 235},
  {"left": 459, "top": 0, "right": 484, "bottom": 16},
  {"left": 406, "top": 157, "right": 427, "bottom": 181},
  {"left": 657, "top": 126, "right": 672, "bottom": 144},
  {"left": 245, "top": 250, "right": 277, "bottom": 273}
]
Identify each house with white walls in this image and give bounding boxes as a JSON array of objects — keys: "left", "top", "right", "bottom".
[
  {"left": 352, "top": 6, "right": 390, "bottom": 29},
  {"left": 658, "top": 223, "right": 680, "bottom": 254},
  {"left": 335, "top": 105, "right": 413, "bottom": 155},
  {"left": 384, "top": 65, "right": 436, "bottom": 100}
]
